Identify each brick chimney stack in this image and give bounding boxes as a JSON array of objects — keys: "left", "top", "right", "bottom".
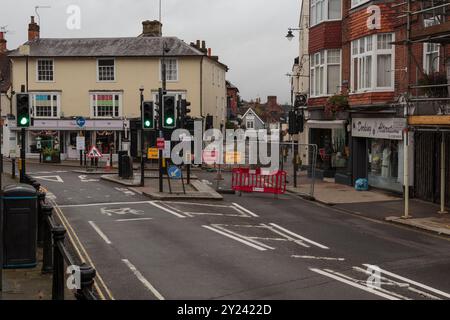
[
  {"left": 0, "top": 32, "right": 7, "bottom": 53},
  {"left": 141, "top": 20, "right": 162, "bottom": 37},
  {"left": 28, "top": 16, "right": 40, "bottom": 41}
]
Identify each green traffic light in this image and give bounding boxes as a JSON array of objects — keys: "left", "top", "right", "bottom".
[
  {"left": 165, "top": 117, "right": 174, "bottom": 126},
  {"left": 20, "top": 117, "right": 29, "bottom": 126},
  {"left": 144, "top": 120, "right": 152, "bottom": 128}
]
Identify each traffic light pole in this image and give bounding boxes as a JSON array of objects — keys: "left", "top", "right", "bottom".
[
  {"left": 20, "top": 128, "right": 26, "bottom": 183},
  {"left": 158, "top": 88, "right": 164, "bottom": 193},
  {"left": 140, "top": 88, "right": 145, "bottom": 187}
]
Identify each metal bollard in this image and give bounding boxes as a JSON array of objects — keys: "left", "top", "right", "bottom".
[
  {"left": 75, "top": 264, "right": 97, "bottom": 300},
  {"left": 52, "top": 226, "right": 66, "bottom": 300},
  {"left": 37, "top": 191, "right": 46, "bottom": 247},
  {"left": 42, "top": 203, "right": 54, "bottom": 274}
]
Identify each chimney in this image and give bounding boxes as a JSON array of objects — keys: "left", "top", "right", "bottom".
[
  {"left": 28, "top": 16, "right": 40, "bottom": 41},
  {"left": 208, "top": 48, "right": 212, "bottom": 57},
  {"left": 196, "top": 40, "right": 201, "bottom": 49},
  {"left": 267, "top": 96, "right": 278, "bottom": 106},
  {"left": 0, "top": 32, "right": 7, "bottom": 53},
  {"left": 141, "top": 20, "right": 162, "bottom": 37}
]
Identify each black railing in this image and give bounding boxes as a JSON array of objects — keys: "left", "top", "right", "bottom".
[{"left": 24, "top": 174, "right": 98, "bottom": 300}]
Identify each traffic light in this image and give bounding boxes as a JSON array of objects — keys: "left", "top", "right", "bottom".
[
  {"left": 180, "top": 99, "right": 191, "bottom": 128},
  {"left": 16, "top": 93, "right": 31, "bottom": 128},
  {"left": 142, "top": 101, "right": 154, "bottom": 130},
  {"left": 288, "top": 110, "right": 298, "bottom": 135},
  {"left": 163, "top": 96, "right": 176, "bottom": 129},
  {"left": 296, "top": 111, "right": 304, "bottom": 133}
]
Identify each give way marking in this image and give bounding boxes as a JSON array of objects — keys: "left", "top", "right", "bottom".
[
  {"left": 33, "top": 175, "right": 64, "bottom": 183},
  {"left": 79, "top": 175, "right": 100, "bottom": 182}
]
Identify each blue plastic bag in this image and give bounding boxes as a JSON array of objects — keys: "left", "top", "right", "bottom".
[{"left": 355, "top": 178, "right": 369, "bottom": 191}]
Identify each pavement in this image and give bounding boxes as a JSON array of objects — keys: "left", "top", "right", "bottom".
[
  {"left": 102, "top": 172, "right": 222, "bottom": 200},
  {"left": 0, "top": 172, "right": 75, "bottom": 300}
]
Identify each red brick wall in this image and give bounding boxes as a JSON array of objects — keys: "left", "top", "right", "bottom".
[{"left": 309, "top": 21, "right": 343, "bottom": 54}]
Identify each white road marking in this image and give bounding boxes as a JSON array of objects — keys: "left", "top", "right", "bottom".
[
  {"left": 352, "top": 266, "right": 441, "bottom": 300},
  {"left": 362, "top": 264, "right": 450, "bottom": 299},
  {"left": 101, "top": 207, "right": 144, "bottom": 216},
  {"left": 310, "top": 268, "right": 401, "bottom": 300},
  {"left": 34, "top": 175, "right": 64, "bottom": 183},
  {"left": 292, "top": 255, "right": 345, "bottom": 261},
  {"left": 148, "top": 201, "right": 186, "bottom": 218},
  {"left": 203, "top": 225, "right": 268, "bottom": 251},
  {"left": 88, "top": 221, "right": 112, "bottom": 245},
  {"left": 58, "top": 201, "right": 151, "bottom": 208},
  {"left": 269, "top": 223, "right": 329, "bottom": 249},
  {"left": 232, "top": 203, "right": 259, "bottom": 217},
  {"left": 264, "top": 224, "right": 310, "bottom": 248},
  {"left": 115, "top": 218, "right": 153, "bottom": 222},
  {"left": 115, "top": 187, "right": 136, "bottom": 196},
  {"left": 211, "top": 224, "right": 275, "bottom": 250},
  {"left": 122, "top": 259, "right": 165, "bottom": 300},
  {"left": 79, "top": 175, "right": 100, "bottom": 182}
]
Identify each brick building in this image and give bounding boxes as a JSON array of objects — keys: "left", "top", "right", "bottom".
[
  {"left": 300, "top": 0, "right": 450, "bottom": 206},
  {"left": 226, "top": 81, "right": 240, "bottom": 120}
]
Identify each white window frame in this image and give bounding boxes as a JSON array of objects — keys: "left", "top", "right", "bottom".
[
  {"left": 423, "top": 18, "right": 441, "bottom": 75},
  {"left": 246, "top": 120, "right": 255, "bottom": 129},
  {"left": 160, "top": 58, "right": 179, "bottom": 82},
  {"left": 31, "top": 93, "right": 60, "bottom": 118},
  {"left": 97, "top": 58, "right": 116, "bottom": 82},
  {"left": 423, "top": 42, "right": 440, "bottom": 74},
  {"left": 310, "top": 49, "right": 342, "bottom": 97},
  {"left": 350, "top": 33, "right": 395, "bottom": 93},
  {"left": 351, "top": 0, "right": 370, "bottom": 9},
  {"left": 310, "top": 0, "right": 342, "bottom": 27},
  {"left": 36, "top": 59, "right": 55, "bottom": 82},
  {"left": 90, "top": 92, "right": 122, "bottom": 119}
]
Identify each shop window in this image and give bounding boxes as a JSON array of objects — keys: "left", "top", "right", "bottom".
[
  {"left": 91, "top": 93, "right": 122, "bottom": 118},
  {"left": 368, "top": 139, "right": 402, "bottom": 192}
]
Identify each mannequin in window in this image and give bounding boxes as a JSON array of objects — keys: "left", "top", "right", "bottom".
[{"left": 381, "top": 146, "right": 391, "bottom": 178}]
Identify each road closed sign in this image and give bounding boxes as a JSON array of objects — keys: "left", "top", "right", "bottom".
[{"left": 87, "top": 146, "right": 103, "bottom": 159}]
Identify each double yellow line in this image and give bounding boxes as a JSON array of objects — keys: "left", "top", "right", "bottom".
[{"left": 41, "top": 187, "right": 115, "bottom": 300}]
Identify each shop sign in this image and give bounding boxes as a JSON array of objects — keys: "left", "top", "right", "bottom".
[{"left": 352, "top": 118, "right": 406, "bottom": 140}]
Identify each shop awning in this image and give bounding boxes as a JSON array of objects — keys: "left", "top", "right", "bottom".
[{"left": 306, "top": 120, "right": 347, "bottom": 129}]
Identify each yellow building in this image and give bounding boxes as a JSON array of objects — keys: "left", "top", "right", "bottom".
[{"left": 7, "top": 18, "right": 228, "bottom": 160}]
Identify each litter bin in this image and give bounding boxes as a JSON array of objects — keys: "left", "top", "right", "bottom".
[
  {"left": 118, "top": 151, "right": 128, "bottom": 178},
  {"left": 2, "top": 184, "right": 38, "bottom": 269},
  {"left": 122, "top": 156, "right": 133, "bottom": 179}
]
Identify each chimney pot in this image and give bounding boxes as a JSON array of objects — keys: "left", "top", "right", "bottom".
[
  {"left": 208, "top": 48, "right": 212, "bottom": 56},
  {"left": 202, "top": 40, "right": 206, "bottom": 49},
  {"left": 196, "top": 40, "right": 201, "bottom": 48}
]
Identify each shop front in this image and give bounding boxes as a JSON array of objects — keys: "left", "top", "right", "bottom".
[
  {"left": 10, "top": 118, "right": 129, "bottom": 161},
  {"left": 307, "top": 120, "right": 351, "bottom": 180},
  {"left": 352, "top": 117, "right": 407, "bottom": 193}
]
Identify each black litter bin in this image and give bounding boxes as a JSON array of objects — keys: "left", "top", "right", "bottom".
[
  {"left": 122, "top": 156, "right": 133, "bottom": 179},
  {"left": 118, "top": 151, "right": 128, "bottom": 178},
  {"left": 2, "top": 184, "right": 38, "bottom": 269}
]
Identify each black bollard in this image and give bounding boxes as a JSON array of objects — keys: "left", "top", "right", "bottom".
[
  {"left": 51, "top": 226, "right": 66, "bottom": 300},
  {"left": 75, "top": 264, "right": 97, "bottom": 300},
  {"left": 37, "top": 191, "right": 46, "bottom": 247}
]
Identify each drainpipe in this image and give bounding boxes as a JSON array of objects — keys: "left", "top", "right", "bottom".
[
  {"left": 438, "top": 133, "right": 448, "bottom": 214},
  {"left": 200, "top": 56, "right": 204, "bottom": 118}
]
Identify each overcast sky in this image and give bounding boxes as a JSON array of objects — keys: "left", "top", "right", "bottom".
[{"left": 1, "top": 0, "right": 301, "bottom": 104}]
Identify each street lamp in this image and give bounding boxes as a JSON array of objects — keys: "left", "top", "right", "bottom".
[
  {"left": 285, "top": 28, "right": 301, "bottom": 41},
  {"left": 139, "top": 86, "right": 145, "bottom": 187}
]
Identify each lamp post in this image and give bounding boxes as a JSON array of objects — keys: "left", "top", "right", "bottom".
[{"left": 158, "top": 41, "right": 170, "bottom": 193}]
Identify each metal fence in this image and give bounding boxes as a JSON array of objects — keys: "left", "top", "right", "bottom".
[{"left": 23, "top": 174, "right": 98, "bottom": 300}]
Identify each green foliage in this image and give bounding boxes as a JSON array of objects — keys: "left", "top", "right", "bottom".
[
  {"left": 42, "top": 147, "right": 59, "bottom": 157},
  {"left": 325, "top": 94, "right": 349, "bottom": 115}
]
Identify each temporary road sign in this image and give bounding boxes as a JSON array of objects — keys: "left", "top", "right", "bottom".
[
  {"left": 148, "top": 148, "right": 159, "bottom": 159},
  {"left": 157, "top": 138, "right": 165, "bottom": 149},
  {"left": 87, "top": 146, "right": 103, "bottom": 159},
  {"left": 76, "top": 136, "right": 85, "bottom": 151}
]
